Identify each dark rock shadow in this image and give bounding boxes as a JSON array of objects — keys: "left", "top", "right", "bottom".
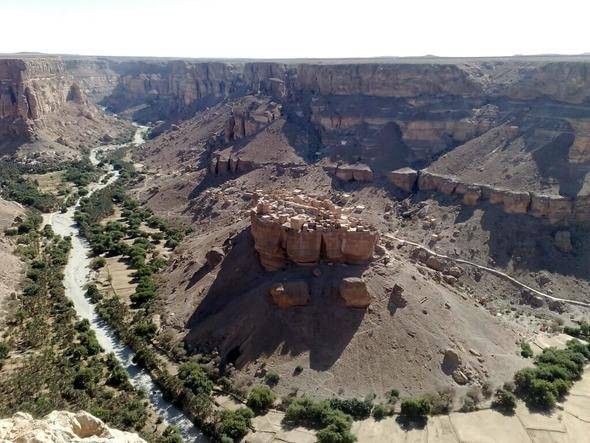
[
  {"left": 184, "top": 228, "right": 367, "bottom": 371},
  {"left": 387, "top": 285, "right": 407, "bottom": 315},
  {"left": 395, "top": 415, "right": 427, "bottom": 431},
  {"left": 185, "top": 263, "right": 211, "bottom": 290}
]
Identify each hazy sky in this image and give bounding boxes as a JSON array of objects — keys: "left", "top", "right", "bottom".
[{"left": 2, "top": 0, "right": 589, "bottom": 58}]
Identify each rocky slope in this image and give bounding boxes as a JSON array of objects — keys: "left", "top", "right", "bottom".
[
  {"left": 3, "top": 53, "right": 590, "bottom": 402},
  {"left": 0, "top": 411, "right": 145, "bottom": 442}
]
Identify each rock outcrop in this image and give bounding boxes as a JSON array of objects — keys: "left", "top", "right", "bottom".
[
  {"left": 339, "top": 277, "right": 371, "bottom": 308},
  {"left": 250, "top": 190, "right": 379, "bottom": 270},
  {"left": 388, "top": 167, "right": 418, "bottom": 192},
  {"left": 391, "top": 168, "right": 588, "bottom": 225},
  {"left": 205, "top": 247, "right": 225, "bottom": 267},
  {"left": 209, "top": 152, "right": 256, "bottom": 176},
  {"left": 0, "top": 411, "right": 145, "bottom": 442},
  {"left": 329, "top": 164, "right": 374, "bottom": 182},
  {"left": 224, "top": 99, "right": 281, "bottom": 143}
]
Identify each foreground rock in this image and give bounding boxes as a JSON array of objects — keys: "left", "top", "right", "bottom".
[{"left": 0, "top": 411, "right": 145, "bottom": 442}]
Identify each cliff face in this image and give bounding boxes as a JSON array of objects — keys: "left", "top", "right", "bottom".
[
  {"left": 4, "top": 55, "right": 590, "bottom": 195},
  {"left": 0, "top": 58, "right": 72, "bottom": 140},
  {"left": 0, "top": 57, "right": 134, "bottom": 162}
]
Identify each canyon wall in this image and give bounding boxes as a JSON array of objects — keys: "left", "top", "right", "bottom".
[
  {"left": 390, "top": 168, "right": 590, "bottom": 225},
  {"left": 0, "top": 58, "right": 75, "bottom": 140}
]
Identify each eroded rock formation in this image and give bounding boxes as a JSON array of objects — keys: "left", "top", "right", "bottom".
[
  {"left": 224, "top": 99, "right": 281, "bottom": 143},
  {"left": 390, "top": 168, "right": 588, "bottom": 225},
  {"left": 250, "top": 190, "right": 379, "bottom": 270}
]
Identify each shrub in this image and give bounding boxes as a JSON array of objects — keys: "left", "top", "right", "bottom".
[
  {"left": 79, "top": 331, "right": 102, "bottom": 356},
  {"left": 265, "top": 371, "right": 280, "bottom": 386},
  {"left": 294, "top": 365, "right": 304, "bottom": 375},
  {"left": 400, "top": 398, "right": 430, "bottom": 420},
  {"left": 492, "top": 389, "right": 517, "bottom": 413},
  {"left": 107, "top": 364, "right": 129, "bottom": 388},
  {"left": 329, "top": 398, "right": 373, "bottom": 420},
  {"left": 216, "top": 408, "right": 254, "bottom": 441},
  {"left": 85, "top": 283, "right": 102, "bottom": 303},
  {"left": 133, "top": 320, "right": 158, "bottom": 339},
  {"left": 481, "top": 381, "right": 494, "bottom": 399},
  {"left": 90, "top": 257, "right": 106, "bottom": 270},
  {"left": 283, "top": 397, "right": 355, "bottom": 443},
  {"left": 460, "top": 396, "right": 478, "bottom": 413},
  {"left": 386, "top": 389, "right": 400, "bottom": 405},
  {"left": 372, "top": 404, "right": 391, "bottom": 420},
  {"left": 74, "top": 367, "right": 98, "bottom": 390},
  {"left": 520, "top": 342, "right": 534, "bottom": 358},
  {"left": 178, "top": 361, "right": 214, "bottom": 396},
  {"left": 247, "top": 386, "right": 276, "bottom": 414},
  {"left": 316, "top": 424, "right": 356, "bottom": 443},
  {"left": 157, "top": 425, "right": 183, "bottom": 443},
  {"left": 424, "top": 388, "right": 455, "bottom": 415},
  {"left": 527, "top": 379, "right": 557, "bottom": 409}
]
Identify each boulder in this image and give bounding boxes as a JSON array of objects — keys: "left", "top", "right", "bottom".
[
  {"left": 334, "top": 164, "right": 373, "bottom": 182},
  {"left": 442, "top": 349, "right": 461, "bottom": 372},
  {"left": 339, "top": 277, "right": 371, "bottom": 308},
  {"left": 388, "top": 167, "right": 418, "bottom": 192},
  {"left": 554, "top": 230, "right": 573, "bottom": 253},
  {"left": 205, "top": 247, "right": 225, "bottom": 267},
  {"left": 269, "top": 281, "right": 310, "bottom": 308},
  {"left": 425, "top": 255, "right": 447, "bottom": 272}
]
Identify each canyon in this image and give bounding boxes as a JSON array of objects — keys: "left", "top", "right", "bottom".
[{"left": 2, "top": 52, "right": 590, "bottom": 441}]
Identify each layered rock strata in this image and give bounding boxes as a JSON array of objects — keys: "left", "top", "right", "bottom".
[
  {"left": 0, "top": 58, "right": 73, "bottom": 139},
  {"left": 390, "top": 168, "right": 588, "bottom": 225},
  {"left": 250, "top": 190, "right": 379, "bottom": 270}
]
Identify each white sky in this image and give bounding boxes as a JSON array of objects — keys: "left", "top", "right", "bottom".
[{"left": 1, "top": 0, "right": 589, "bottom": 59}]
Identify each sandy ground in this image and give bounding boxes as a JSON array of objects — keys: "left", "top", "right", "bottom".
[{"left": 23, "top": 171, "right": 69, "bottom": 195}]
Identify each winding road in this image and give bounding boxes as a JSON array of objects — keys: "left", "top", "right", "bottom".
[{"left": 385, "top": 232, "right": 590, "bottom": 309}]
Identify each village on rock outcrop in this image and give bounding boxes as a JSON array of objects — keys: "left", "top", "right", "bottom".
[{"left": 250, "top": 189, "right": 379, "bottom": 270}]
